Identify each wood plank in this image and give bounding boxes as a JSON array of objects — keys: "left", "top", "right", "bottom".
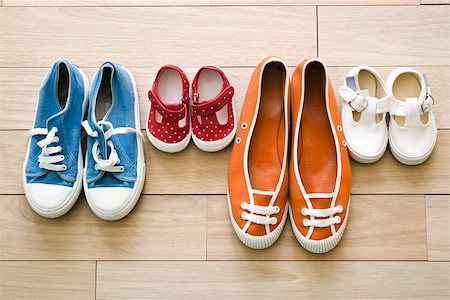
[
  {"left": 421, "top": 0, "right": 450, "bottom": 3},
  {"left": 2, "top": 0, "right": 421, "bottom": 6},
  {"left": 0, "top": 6, "right": 316, "bottom": 68},
  {"left": 96, "top": 261, "right": 450, "bottom": 299},
  {"left": 2, "top": 130, "right": 449, "bottom": 195},
  {"left": 0, "top": 67, "right": 254, "bottom": 130},
  {"left": 0, "top": 261, "right": 95, "bottom": 300},
  {"left": 207, "top": 195, "right": 427, "bottom": 260},
  {"left": 0, "top": 194, "right": 206, "bottom": 260},
  {"left": 2, "top": 65, "right": 448, "bottom": 130},
  {"left": 426, "top": 195, "right": 450, "bottom": 261},
  {"left": 318, "top": 5, "right": 450, "bottom": 66}
]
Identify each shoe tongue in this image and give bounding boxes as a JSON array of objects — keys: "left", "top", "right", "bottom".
[
  {"left": 309, "top": 197, "right": 332, "bottom": 210},
  {"left": 252, "top": 194, "right": 273, "bottom": 207}
]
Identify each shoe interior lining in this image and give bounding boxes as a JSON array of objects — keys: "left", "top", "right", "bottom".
[
  {"left": 197, "top": 69, "right": 228, "bottom": 125},
  {"left": 158, "top": 68, "right": 183, "bottom": 105},
  {"left": 57, "top": 63, "right": 70, "bottom": 110},
  {"left": 298, "top": 61, "right": 337, "bottom": 194},
  {"left": 392, "top": 73, "right": 428, "bottom": 126},
  {"left": 248, "top": 62, "right": 286, "bottom": 192},
  {"left": 96, "top": 67, "right": 113, "bottom": 121}
]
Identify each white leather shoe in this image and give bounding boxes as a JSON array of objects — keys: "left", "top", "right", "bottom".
[
  {"left": 339, "top": 66, "right": 391, "bottom": 163},
  {"left": 387, "top": 68, "right": 437, "bottom": 165}
]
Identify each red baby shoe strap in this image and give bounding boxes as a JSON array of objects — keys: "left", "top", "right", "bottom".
[
  {"left": 192, "top": 85, "right": 234, "bottom": 117},
  {"left": 148, "top": 90, "right": 186, "bottom": 122}
]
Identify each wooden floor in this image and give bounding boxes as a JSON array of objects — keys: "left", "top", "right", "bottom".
[{"left": 0, "top": 1, "right": 449, "bottom": 299}]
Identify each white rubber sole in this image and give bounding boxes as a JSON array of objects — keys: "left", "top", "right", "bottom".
[
  {"left": 147, "top": 128, "right": 191, "bottom": 153},
  {"left": 22, "top": 66, "right": 90, "bottom": 219},
  {"left": 84, "top": 65, "right": 145, "bottom": 221},
  {"left": 227, "top": 192, "right": 288, "bottom": 249},
  {"left": 290, "top": 201, "right": 350, "bottom": 254},
  {"left": 389, "top": 134, "right": 437, "bottom": 165},
  {"left": 192, "top": 127, "right": 236, "bottom": 152}
]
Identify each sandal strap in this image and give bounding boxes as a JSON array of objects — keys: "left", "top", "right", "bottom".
[
  {"left": 339, "top": 84, "right": 390, "bottom": 113},
  {"left": 192, "top": 85, "right": 234, "bottom": 117},
  {"left": 148, "top": 90, "right": 186, "bottom": 121}
]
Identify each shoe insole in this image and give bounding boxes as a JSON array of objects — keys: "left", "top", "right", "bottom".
[
  {"left": 357, "top": 70, "right": 384, "bottom": 123},
  {"left": 392, "top": 73, "right": 428, "bottom": 126},
  {"left": 158, "top": 69, "right": 183, "bottom": 105},
  {"left": 96, "top": 67, "right": 113, "bottom": 121},
  {"left": 298, "top": 62, "right": 337, "bottom": 194},
  {"left": 248, "top": 62, "right": 286, "bottom": 192},
  {"left": 197, "top": 69, "right": 228, "bottom": 125},
  {"left": 57, "top": 63, "right": 69, "bottom": 110}
]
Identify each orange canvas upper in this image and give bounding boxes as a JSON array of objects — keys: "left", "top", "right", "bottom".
[
  {"left": 227, "top": 56, "right": 289, "bottom": 237},
  {"left": 289, "top": 58, "right": 351, "bottom": 241}
]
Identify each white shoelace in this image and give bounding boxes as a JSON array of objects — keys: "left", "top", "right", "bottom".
[
  {"left": 302, "top": 205, "right": 343, "bottom": 228},
  {"left": 29, "top": 127, "right": 67, "bottom": 172},
  {"left": 241, "top": 202, "right": 280, "bottom": 225},
  {"left": 82, "top": 120, "right": 142, "bottom": 173}
]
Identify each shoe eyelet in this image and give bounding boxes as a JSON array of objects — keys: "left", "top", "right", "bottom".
[
  {"left": 342, "top": 140, "right": 347, "bottom": 147},
  {"left": 62, "top": 165, "right": 67, "bottom": 171},
  {"left": 303, "top": 219, "right": 309, "bottom": 227},
  {"left": 270, "top": 217, "right": 277, "bottom": 225},
  {"left": 235, "top": 137, "right": 241, "bottom": 144},
  {"left": 119, "top": 166, "right": 125, "bottom": 172},
  {"left": 337, "top": 125, "right": 342, "bottom": 132},
  {"left": 94, "top": 165, "right": 99, "bottom": 170},
  {"left": 335, "top": 216, "right": 341, "bottom": 224},
  {"left": 241, "top": 123, "right": 248, "bottom": 129},
  {"left": 60, "top": 155, "right": 65, "bottom": 160},
  {"left": 337, "top": 205, "right": 343, "bottom": 213},
  {"left": 301, "top": 208, "right": 308, "bottom": 216},
  {"left": 274, "top": 206, "right": 280, "bottom": 213}
]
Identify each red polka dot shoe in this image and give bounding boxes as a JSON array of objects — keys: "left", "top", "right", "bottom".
[
  {"left": 147, "top": 65, "right": 191, "bottom": 153},
  {"left": 191, "top": 66, "right": 236, "bottom": 152}
]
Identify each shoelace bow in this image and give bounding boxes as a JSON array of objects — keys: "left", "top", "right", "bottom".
[
  {"left": 29, "top": 127, "right": 67, "bottom": 172},
  {"left": 82, "top": 120, "right": 142, "bottom": 173},
  {"left": 240, "top": 202, "right": 280, "bottom": 225}
]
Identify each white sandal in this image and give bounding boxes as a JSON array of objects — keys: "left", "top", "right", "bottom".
[
  {"left": 386, "top": 68, "right": 437, "bottom": 165},
  {"left": 339, "top": 66, "right": 391, "bottom": 163}
]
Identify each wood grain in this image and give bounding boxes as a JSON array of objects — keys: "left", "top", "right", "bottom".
[
  {"left": 0, "top": 6, "right": 316, "bottom": 68},
  {"left": 1, "top": 66, "right": 449, "bottom": 130},
  {"left": 2, "top": 0, "right": 421, "bottom": 6},
  {"left": 0, "top": 261, "right": 95, "bottom": 300},
  {"left": 421, "top": 0, "right": 450, "bottom": 3},
  {"left": 207, "top": 195, "right": 427, "bottom": 260},
  {"left": 2, "top": 130, "right": 448, "bottom": 194},
  {"left": 318, "top": 5, "right": 450, "bottom": 66},
  {"left": 426, "top": 195, "right": 450, "bottom": 261},
  {"left": 96, "top": 261, "right": 450, "bottom": 299},
  {"left": 0, "top": 195, "right": 206, "bottom": 260}
]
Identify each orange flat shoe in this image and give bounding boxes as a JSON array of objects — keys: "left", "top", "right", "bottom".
[
  {"left": 289, "top": 58, "right": 351, "bottom": 253},
  {"left": 227, "top": 57, "right": 290, "bottom": 249}
]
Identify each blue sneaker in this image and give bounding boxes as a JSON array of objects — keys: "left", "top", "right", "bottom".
[
  {"left": 23, "top": 60, "right": 89, "bottom": 218},
  {"left": 82, "top": 62, "right": 145, "bottom": 221}
]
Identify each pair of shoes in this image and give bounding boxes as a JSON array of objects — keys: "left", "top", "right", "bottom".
[
  {"left": 23, "top": 60, "right": 145, "bottom": 221},
  {"left": 339, "top": 66, "right": 437, "bottom": 165},
  {"left": 146, "top": 65, "right": 236, "bottom": 153},
  {"left": 227, "top": 57, "right": 351, "bottom": 253}
]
